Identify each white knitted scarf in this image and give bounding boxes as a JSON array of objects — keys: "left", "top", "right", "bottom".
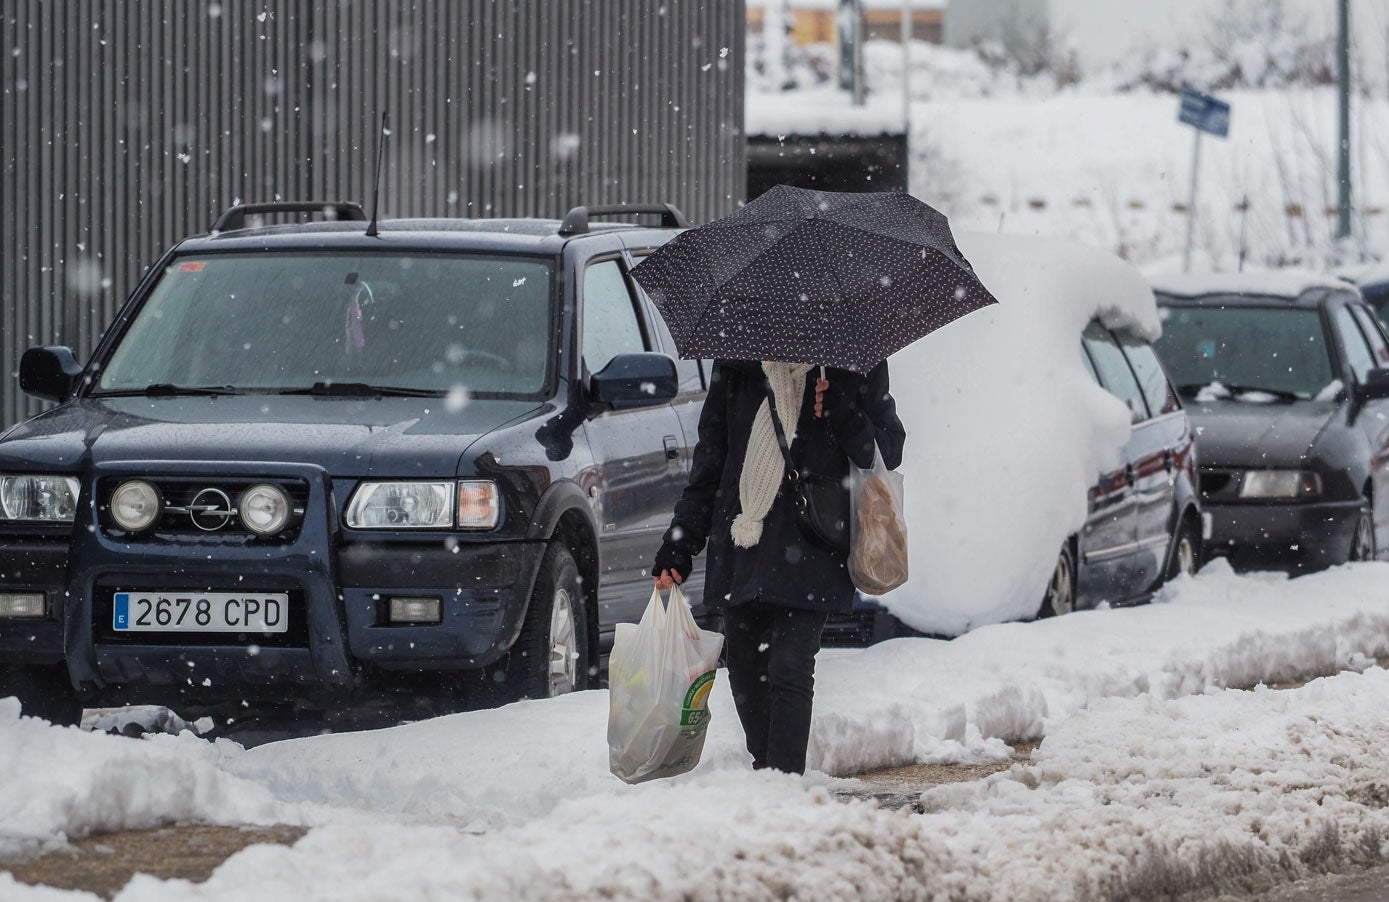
[{"left": 731, "top": 361, "right": 812, "bottom": 548}]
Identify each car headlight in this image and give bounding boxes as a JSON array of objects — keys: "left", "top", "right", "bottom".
[
  {"left": 344, "top": 480, "right": 501, "bottom": 530},
  {"left": 0, "top": 474, "right": 81, "bottom": 523},
  {"left": 239, "top": 483, "right": 291, "bottom": 536},
  {"left": 110, "top": 480, "right": 162, "bottom": 531},
  {"left": 346, "top": 481, "right": 456, "bottom": 529},
  {"left": 1239, "top": 470, "right": 1322, "bottom": 500}
]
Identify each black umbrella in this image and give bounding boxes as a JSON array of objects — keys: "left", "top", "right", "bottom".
[{"left": 630, "top": 185, "right": 998, "bottom": 374}]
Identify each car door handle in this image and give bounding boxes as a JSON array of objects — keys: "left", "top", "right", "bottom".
[{"left": 663, "top": 435, "right": 680, "bottom": 461}]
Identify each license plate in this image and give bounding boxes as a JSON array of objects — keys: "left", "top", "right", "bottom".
[{"left": 112, "top": 592, "right": 290, "bottom": 633}]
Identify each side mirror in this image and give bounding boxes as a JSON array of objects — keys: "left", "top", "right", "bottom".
[
  {"left": 589, "top": 353, "right": 678, "bottom": 410},
  {"left": 20, "top": 346, "right": 83, "bottom": 403},
  {"left": 1357, "top": 367, "right": 1389, "bottom": 403}
]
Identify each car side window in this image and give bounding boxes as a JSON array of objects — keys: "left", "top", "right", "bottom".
[
  {"left": 629, "top": 251, "right": 702, "bottom": 393},
  {"left": 1350, "top": 305, "right": 1389, "bottom": 368},
  {"left": 1082, "top": 321, "right": 1150, "bottom": 424},
  {"left": 1332, "top": 306, "right": 1376, "bottom": 384},
  {"left": 1118, "top": 335, "right": 1180, "bottom": 416},
  {"left": 582, "top": 259, "right": 648, "bottom": 376}
]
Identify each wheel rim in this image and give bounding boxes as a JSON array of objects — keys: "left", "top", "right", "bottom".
[
  {"left": 547, "top": 587, "right": 578, "bottom": 696},
  {"left": 1176, "top": 535, "right": 1198, "bottom": 576},
  {"left": 1049, "top": 551, "right": 1075, "bottom": 616},
  {"left": 1352, "top": 511, "right": 1375, "bottom": 562}
]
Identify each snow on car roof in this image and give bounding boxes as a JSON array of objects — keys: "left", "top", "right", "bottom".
[
  {"left": 1149, "top": 269, "right": 1350, "bottom": 300},
  {"left": 883, "top": 230, "right": 1158, "bottom": 635}
]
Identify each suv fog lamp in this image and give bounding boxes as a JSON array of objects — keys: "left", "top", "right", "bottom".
[
  {"left": 110, "top": 480, "right": 162, "bottom": 531},
  {"left": 456, "top": 480, "right": 500, "bottom": 529},
  {"left": 0, "top": 592, "right": 46, "bottom": 618},
  {"left": 388, "top": 596, "right": 442, "bottom": 624},
  {"left": 346, "top": 482, "right": 453, "bottom": 529},
  {"left": 0, "top": 475, "right": 80, "bottom": 523},
  {"left": 1239, "top": 470, "right": 1322, "bottom": 500},
  {"left": 239, "top": 483, "right": 291, "bottom": 535}
]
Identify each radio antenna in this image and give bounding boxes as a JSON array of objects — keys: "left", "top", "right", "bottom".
[{"left": 365, "top": 111, "right": 389, "bottom": 237}]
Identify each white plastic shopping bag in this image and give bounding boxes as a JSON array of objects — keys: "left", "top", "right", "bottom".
[
  {"left": 607, "top": 584, "right": 724, "bottom": 784},
  {"left": 848, "top": 448, "right": 909, "bottom": 595}
]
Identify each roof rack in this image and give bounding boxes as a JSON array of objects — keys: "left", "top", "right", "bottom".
[
  {"left": 211, "top": 201, "right": 367, "bottom": 233},
  {"left": 558, "top": 204, "right": 689, "bottom": 236}
]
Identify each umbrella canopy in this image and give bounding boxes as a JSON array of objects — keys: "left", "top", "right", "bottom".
[{"left": 630, "top": 185, "right": 998, "bottom": 374}]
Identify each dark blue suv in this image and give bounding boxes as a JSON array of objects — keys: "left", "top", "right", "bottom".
[{"left": 0, "top": 201, "right": 711, "bottom": 727}]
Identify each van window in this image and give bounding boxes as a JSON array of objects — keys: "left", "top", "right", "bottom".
[{"left": 1082, "top": 322, "right": 1149, "bottom": 423}]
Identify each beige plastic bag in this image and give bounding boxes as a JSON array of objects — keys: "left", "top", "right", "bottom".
[
  {"left": 607, "top": 584, "right": 724, "bottom": 784},
  {"left": 848, "top": 449, "right": 909, "bottom": 595}
]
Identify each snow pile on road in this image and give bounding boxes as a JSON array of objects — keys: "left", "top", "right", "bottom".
[
  {"left": 0, "top": 697, "right": 328, "bottom": 861},
  {"left": 881, "top": 230, "right": 1157, "bottom": 635},
  {"left": 29, "top": 664, "right": 1389, "bottom": 901}
]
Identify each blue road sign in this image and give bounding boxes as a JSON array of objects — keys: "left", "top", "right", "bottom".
[{"left": 1178, "top": 87, "right": 1231, "bottom": 138}]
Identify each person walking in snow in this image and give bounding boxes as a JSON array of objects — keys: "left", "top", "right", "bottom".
[{"left": 652, "top": 360, "right": 905, "bottom": 775}]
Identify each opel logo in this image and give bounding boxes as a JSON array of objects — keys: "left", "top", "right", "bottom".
[{"left": 189, "top": 488, "right": 233, "bottom": 531}]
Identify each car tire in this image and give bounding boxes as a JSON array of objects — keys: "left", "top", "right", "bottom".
[
  {"left": 0, "top": 663, "right": 83, "bottom": 726},
  {"left": 1038, "top": 541, "right": 1077, "bottom": 618},
  {"left": 490, "top": 543, "right": 590, "bottom": 702},
  {"left": 1349, "top": 505, "right": 1376, "bottom": 562},
  {"left": 1165, "top": 518, "right": 1202, "bottom": 581}
]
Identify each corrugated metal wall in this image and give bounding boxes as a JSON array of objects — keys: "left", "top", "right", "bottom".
[{"left": 0, "top": 0, "right": 746, "bottom": 426}]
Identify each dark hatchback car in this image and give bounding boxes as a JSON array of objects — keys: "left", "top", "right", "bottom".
[
  {"left": 0, "top": 201, "right": 713, "bottom": 726},
  {"left": 1150, "top": 272, "right": 1389, "bottom": 570}
]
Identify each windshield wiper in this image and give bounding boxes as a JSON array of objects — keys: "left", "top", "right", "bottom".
[
  {"left": 1177, "top": 382, "right": 1302, "bottom": 402},
  {"left": 279, "top": 382, "right": 443, "bottom": 398},
  {"left": 95, "top": 383, "right": 246, "bottom": 398}
]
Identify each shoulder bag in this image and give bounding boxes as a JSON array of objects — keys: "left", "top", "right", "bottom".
[{"left": 763, "top": 379, "right": 851, "bottom": 552}]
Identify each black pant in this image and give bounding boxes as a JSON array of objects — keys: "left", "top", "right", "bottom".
[{"left": 723, "top": 601, "right": 829, "bottom": 775}]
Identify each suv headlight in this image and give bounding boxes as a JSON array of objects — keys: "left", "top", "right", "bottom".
[
  {"left": 1239, "top": 470, "right": 1322, "bottom": 500},
  {"left": 0, "top": 474, "right": 81, "bottom": 523},
  {"left": 345, "top": 480, "right": 501, "bottom": 530}
]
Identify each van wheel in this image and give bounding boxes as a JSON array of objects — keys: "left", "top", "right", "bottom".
[
  {"left": 1166, "top": 519, "right": 1202, "bottom": 580},
  {"left": 1038, "top": 542, "right": 1076, "bottom": 618},
  {"left": 492, "top": 543, "right": 590, "bottom": 701},
  {"left": 0, "top": 664, "right": 82, "bottom": 726},
  {"left": 1350, "top": 506, "right": 1375, "bottom": 562}
]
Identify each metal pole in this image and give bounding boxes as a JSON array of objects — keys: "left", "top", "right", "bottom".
[
  {"left": 852, "top": 0, "right": 866, "bottom": 106},
  {"left": 1183, "top": 129, "right": 1202, "bottom": 273},
  {"left": 1336, "top": 0, "right": 1352, "bottom": 240},
  {"left": 901, "top": 0, "right": 911, "bottom": 132}
]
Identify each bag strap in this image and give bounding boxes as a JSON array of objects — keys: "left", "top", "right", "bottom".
[{"left": 762, "top": 375, "right": 799, "bottom": 479}]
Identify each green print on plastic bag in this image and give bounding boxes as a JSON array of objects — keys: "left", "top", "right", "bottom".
[{"left": 680, "top": 670, "right": 716, "bottom": 726}]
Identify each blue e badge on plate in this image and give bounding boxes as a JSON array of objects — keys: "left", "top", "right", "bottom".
[{"left": 114, "top": 593, "right": 130, "bottom": 630}]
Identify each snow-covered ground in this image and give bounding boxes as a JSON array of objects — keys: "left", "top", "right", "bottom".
[{"left": 7, "top": 560, "right": 1389, "bottom": 899}]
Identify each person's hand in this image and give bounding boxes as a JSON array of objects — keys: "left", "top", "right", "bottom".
[
  {"left": 814, "top": 376, "right": 830, "bottom": 418},
  {"left": 654, "top": 569, "right": 684, "bottom": 590},
  {"left": 652, "top": 543, "right": 692, "bottom": 588}
]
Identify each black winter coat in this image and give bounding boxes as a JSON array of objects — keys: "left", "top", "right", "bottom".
[{"left": 655, "top": 360, "right": 906, "bottom": 614}]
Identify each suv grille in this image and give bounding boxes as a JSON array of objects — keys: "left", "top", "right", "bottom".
[{"left": 99, "top": 476, "right": 309, "bottom": 540}]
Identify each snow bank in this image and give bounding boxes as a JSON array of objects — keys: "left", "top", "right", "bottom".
[
  {"left": 0, "top": 698, "right": 329, "bottom": 861},
  {"left": 65, "top": 665, "right": 1389, "bottom": 902},
  {"left": 8, "top": 561, "right": 1389, "bottom": 877},
  {"left": 880, "top": 230, "right": 1157, "bottom": 634}
]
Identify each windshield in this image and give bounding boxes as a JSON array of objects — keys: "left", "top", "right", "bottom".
[
  {"left": 1154, "top": 304, "right": 1335, "bottom": 401},
  {"left": 96, "top": 253, "right": 555, "bottom": 398}
]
